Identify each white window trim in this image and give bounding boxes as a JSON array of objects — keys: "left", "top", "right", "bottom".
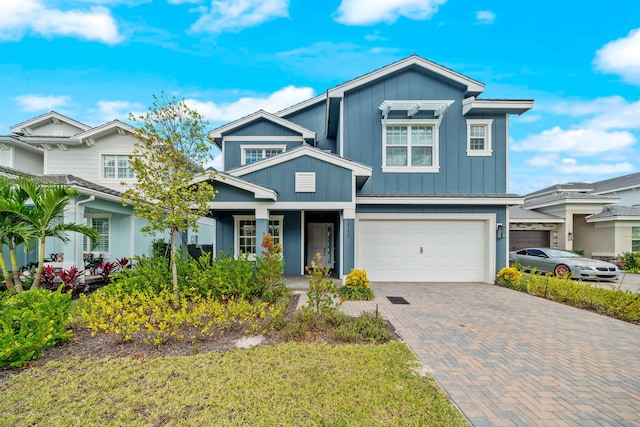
[
  {"left": 466, "top": 119, "right": 493, "bottom": 157},
  {"left": 84, "top": 213, "right": 112, "bottom": 256},
  {"left": 381, "top": 119, "right": 439, "bottom": 173},
  {"left": 240, "top": 144, "right": 286, "bottom": 165},
  {"left": 233, "top": 215, "right": 284, "bottom": 260},
  {"left": 101, "top": 153, "right": 135, "bottom": 181}
]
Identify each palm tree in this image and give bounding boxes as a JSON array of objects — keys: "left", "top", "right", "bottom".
[{"left": 3, "top": 176, "right": 98, "bottom": 290}]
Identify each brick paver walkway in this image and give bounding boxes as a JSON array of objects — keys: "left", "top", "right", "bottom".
[{"left": 338, "top": 283, "right": 640, "bottom": 426}]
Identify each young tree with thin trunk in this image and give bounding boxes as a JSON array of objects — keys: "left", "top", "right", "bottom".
[{"left": 122, "top": 92, "right": 216, "bottom": 303}]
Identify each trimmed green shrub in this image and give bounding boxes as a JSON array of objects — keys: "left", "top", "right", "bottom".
[
  {"left": 186, "top": 251, "right": 258, "bottom": 299},
  {"left": 0, "top": 289, "right": 72, "bottom": 367},
  {"left": 497, "top": 271, "right": 640, "bottom": 323},
  {"left": 340, "top": 268, "right": 375, "bottom": 301},
  {"left": 619, "top": 251, "right": 640, "bottom": 273}
]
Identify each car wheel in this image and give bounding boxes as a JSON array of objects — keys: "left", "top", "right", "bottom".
[{"left": 554, "top": 264, "right": 569, "bottom": 276}]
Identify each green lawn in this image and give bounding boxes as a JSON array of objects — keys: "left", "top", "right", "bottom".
[{"left": 0, "top": 342, "right": 467, "bottom": 426}]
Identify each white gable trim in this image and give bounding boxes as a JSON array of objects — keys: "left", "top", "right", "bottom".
[
  {"left": 229, "top": 145, "right": 372, "bottom": 177},
  {"left": 10, "top": 111, "right": 91, "bottom": 135},
  {"left": 462, "top": 97, "right": 533, "bottom": 115},
  {"left": 190, "top": 172, "right": 278, "bottom": 200},
  {"left": 72, "top": 120, "right": 136, "bottom": 144},
  {"left": 209, "top": 110, "right": 316, "bottom": 141},
  {"left": 275, "top": 94, "right": 326, "bottom": 118},
  {"left": 328, "top": 55, "right": 485, "bottom": 98}
]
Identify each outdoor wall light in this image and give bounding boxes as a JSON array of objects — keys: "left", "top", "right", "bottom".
[
  {"left": 496, "top": 223, "right": 504, "bottom": 239},
  {"left": 568, "top": 232, "right": 574, "bottom": 241}
]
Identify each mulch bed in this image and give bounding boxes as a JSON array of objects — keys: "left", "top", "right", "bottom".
[{"left": 0, "top": 293, "right": 400, "bottom": 385}]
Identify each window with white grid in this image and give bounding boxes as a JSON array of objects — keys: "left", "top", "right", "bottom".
[
  {"left": 466, "top": 119, "right": 493, "bottom": 156},
  {"left": 382, "top": 120, "right": 438, "bottom": 172},
  {"left": 241, "top": 146, "right": 285, "bottom": 165}
]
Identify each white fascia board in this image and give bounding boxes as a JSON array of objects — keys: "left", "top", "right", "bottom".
[
  {"left": 191, "top": 171, "right": 278, "bottom": 200},
  {"left": 206, "top": 201, "right": 355, "bottom": 210},
  {"left": 524, "top": 198, "right": 619, "bottom": 210},
  {"left": 586, "top": 215, "right": 640, "bottom": 223},
  {"left": 328, "top": 55, "right": 485, "bottom": 98},
  {"left": 356, "top": 196, "right": 524, "bottom": 205},
  {"left": 72, "top": 120, "right": 136, "bottom": 142},
  {"left": 208, "top": 110, "right": 316, "bottom": 141},
  {"left": 592, "top": 185, "right": 640, "bottom": 195},
  {"left": 0, "top": 136, "right": 45, "bottom": 154},
  {"left": 229, "top": 145, "right": 372, "bottom": 177},
  {"left": 462, "top": 98, "right": 534, "bottom": 115},
  {"left": 10, "top": 111, "right": 91, "bottom": 134},
  {"left": 73, "top": 186, "right": 126, "bottom": 204},
  {"left": 275, "top": 94, "right": 327, "bottom": 117},
  {"left": 20, "top": 136, "right": 82, "bottom": 148}
]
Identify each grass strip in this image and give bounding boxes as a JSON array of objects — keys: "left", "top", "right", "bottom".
[{"left": 0, "top": 341, "right": 466, "bottom": 426}]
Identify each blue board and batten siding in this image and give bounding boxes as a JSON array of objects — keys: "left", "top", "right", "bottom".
[
  {"left": 281, "top": 101, "right": 337, "bottom": 153},
  {"left": 239, "top": 157, "right": 353, "bottom": 202},
  {"left": 224, "top": 140, "right": 303, "bottom": 172},
  {"left": 339, "top": 67, "right": 508, "bottom": 195}
]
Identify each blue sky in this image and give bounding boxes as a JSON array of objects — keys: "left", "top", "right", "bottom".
[{"left": 1, "top": 0, "right": 640, "bottom": 195}]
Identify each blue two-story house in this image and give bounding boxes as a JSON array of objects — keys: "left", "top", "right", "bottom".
[{"left": 198, "top": 55, "right": 532, "bottom": 283}]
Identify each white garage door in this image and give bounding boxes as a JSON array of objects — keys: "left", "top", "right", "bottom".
[{"left": 357, "top": 218, "right": 488, "bottom": 282}]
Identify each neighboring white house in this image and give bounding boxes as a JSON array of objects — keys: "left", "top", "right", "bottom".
[
  {"left": 0, "top": 111, "right": 215, "bottom": 271},
  {"left": 509, "top": 172, "right": 640, "bottom": 260}
]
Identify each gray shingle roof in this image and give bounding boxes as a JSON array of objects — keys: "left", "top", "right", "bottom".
[
  {"left": 587, "top": 204, "right": 640, "bottom": 220},
  {"left": 509, "top": 206, "right": 563, "bottom": 221},
  {"left": 591, "top": 172, "right": 640, "bottom": 194},
  {"left": 523, "top": 192, "right": 618, "bottom": 207}
]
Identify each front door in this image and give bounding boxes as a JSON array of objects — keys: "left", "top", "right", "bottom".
[{"left": 307, "top": 223, "right": 334, "bottom": 269}]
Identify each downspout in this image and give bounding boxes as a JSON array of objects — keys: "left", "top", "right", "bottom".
[{"left": 75, "top": 196, "right": 95, "bottom": 269}]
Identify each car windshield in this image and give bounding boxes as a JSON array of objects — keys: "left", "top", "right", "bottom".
[{"left": 545, "top": 249, "right": 581, "bottom": 258}]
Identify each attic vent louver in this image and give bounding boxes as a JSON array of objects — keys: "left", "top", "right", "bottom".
[{"left": 295, "top": 172, "right": 316, "bottom": 193}]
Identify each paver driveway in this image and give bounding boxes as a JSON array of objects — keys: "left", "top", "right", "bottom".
[{"left": 340, "top": 283, "right": 640, "bottom": 426}]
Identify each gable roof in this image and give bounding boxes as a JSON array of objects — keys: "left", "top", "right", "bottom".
[
  {"left": 0, "top": 135, "right": 45, "bottom": 154},
  {"left": 10, "top": 111, "right": 91, "bottom": 135},
  {"left": 208, "top": 110, "right": 316, "bottom": 147},
  {"left": 228, "top": 144, "right": 372, "bottom": 178},
  {"left": 276, "top": 94, "right": 326, "bottom": 118},
  {"left": 523, "top": 193, "right": 619, "bottom": 209},
  {"left": 190, "top": 170, "right": 278, "bottom": 200},
  {"left": 327, "top": 55, "right": 485, "bottom": 98},
  {"left": 72, "top": 120, "right": 135, "bottom": 146}
]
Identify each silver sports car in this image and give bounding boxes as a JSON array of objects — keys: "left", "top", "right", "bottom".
[{"left": 509, "top": 248, "right": 619, "bottom": 281}]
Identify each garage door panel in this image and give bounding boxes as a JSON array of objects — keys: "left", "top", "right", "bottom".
[{"left": 358, "top": 219, "right": 487, "bottom": 282}]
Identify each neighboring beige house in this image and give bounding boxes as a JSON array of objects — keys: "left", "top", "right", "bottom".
[{"left": 509, "top": 172, "right": 640, "bottom": 260}]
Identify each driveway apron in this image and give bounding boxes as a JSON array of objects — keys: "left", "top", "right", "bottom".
[{"left": 339, "top": 282, "right": 640, "bottom": 426}]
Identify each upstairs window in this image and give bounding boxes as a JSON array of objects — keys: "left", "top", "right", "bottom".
[
  {"left": 382, "top": 120, "right": 439, "bottom": 173},
  {"left": 466, "top": 119, "right": 493, "bottom": 156},
  {"left": 103, "top": 155, "right": 134, "bottom": 179},
  {"left": 241, "top": 145, "right": 286, "bottom": 165}
]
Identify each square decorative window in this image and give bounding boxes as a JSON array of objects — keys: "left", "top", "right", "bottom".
[
  {"left": 84, "top": 216, "right": 110, "bottom": 253},
  {"left": 466, "top": 119, "right": 493, "bottom": 156},
  {"left": 632, "top": 227, "right": 640, "bottom": 252},
  {"left": 382, "top": 120, "right": 438, "bottom": 172},
  {"left": 234, "top": 215, "right": 283, "bottom": 259},
  {"left": 103, "top": 155, "right": 134, "bottom": 179},
  {"left": 241, "top": 145, "right": 286, "bottom": 165}
]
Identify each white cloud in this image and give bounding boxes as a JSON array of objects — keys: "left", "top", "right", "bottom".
[
  {"left": 511, "top": 113, "right": 541, "bottom": 124},
  {"left": 545, "top": 96, "right": 640, "bottom": 130},
  {"left": 556, "top": 161, "right": 635, "bottom": 175},
  {"left": 334, "top": 0, "right": 447, "bottom": 25},
  {"left": 525, "top": 154, "right": 559, "bottom": 168},
  {"left": 16, "top": 94, "right": 71, "bottom": 112},
  {"left": 96, "top": 100, "right": 145, "bottom": 121},
  {"left": 185, "top": 85, "right": 315, "bottom": 123},
  {"left": 0, "top": 0, "right": 122, "bottom": 44},
  {"left": 594, "top": 27, "right": 640, "bottom": 84},
  {"left": 512, "top": 126, "right": 636, "bottom": 156},
  {"left": 189, "top": 0, "right": 289, "bottom": 33},
  {"left": 364, "top": 31, "right": 385, "bottom": 41},
  {"left": 475, "top": 10, "right": 495, "bottom": 25}
]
